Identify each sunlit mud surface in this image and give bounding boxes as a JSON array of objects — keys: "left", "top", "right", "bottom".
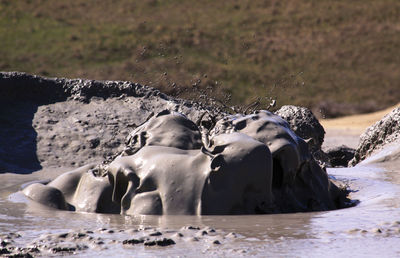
[
  {"left": 2, "top": 156, "right": 400, "bottom": 257},
  {"left": 2, "top": 73, "right": 399, "bottom": 257}
]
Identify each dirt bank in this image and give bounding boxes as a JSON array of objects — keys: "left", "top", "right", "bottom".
[{"left": 321, "top": 103, "right": 400, "bottom": 150}]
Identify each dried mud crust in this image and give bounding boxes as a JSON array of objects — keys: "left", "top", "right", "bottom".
[
  {"left": 350, "top": 107, "right": 400, "bottom": 165},
  {"left": 275, "top": 105, "right": 331, "bottom": 166},
  {"left": 275, "top": 105, "right": 325, "bottom": 152}
]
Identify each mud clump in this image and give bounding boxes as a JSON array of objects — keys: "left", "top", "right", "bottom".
[
  {"left": 326, "top": 146, "right": 356, "bottom": 167},
  {"left": 143, "top": 238, "right": 176, "bottom": 246},
  {"left": 275, "top": 105, "right": 325, "bottom": 152},
  {"left": 0, "top": 233, "right": 38, "bottom": 257},
  {"left": 0, "top": 226, "right": 232, "bottom": 256},
  {"left": 350, "top": 107, "right": 400, "bottom": 165},
  {"left": 275, "top": 105, "right": 331, "bottom": 166}
]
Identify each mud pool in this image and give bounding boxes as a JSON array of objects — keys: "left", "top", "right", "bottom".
[{"left": 1, "top": 151, "right": 400, "bottom": 257}]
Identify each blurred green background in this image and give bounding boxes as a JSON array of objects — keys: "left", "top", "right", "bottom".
[{"left": 1, "top": 0, "right": 399, "bottom": 117}]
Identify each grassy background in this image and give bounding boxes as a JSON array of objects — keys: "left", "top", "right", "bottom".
[{"left": 1, "top": 0, "right": 399, "bottom": 117}]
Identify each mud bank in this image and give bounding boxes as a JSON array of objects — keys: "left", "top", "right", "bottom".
[{"left": 0, "top": 72, "right": 223, "bottom": 173}]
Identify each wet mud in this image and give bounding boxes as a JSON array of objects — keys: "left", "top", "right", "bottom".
[
  {"left": 1, "top": 72, "right": 400, "bottom": 256},
  {"left": 2, "top": 154, "right": 400, "bottom": 257},
  {"left": 21, "top": 110, "right": 348, "bottom": 216}
]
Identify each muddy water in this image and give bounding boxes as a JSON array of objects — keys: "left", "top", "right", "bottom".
[{"left": 1, "top": 156, "right": 400, "bottom": 257}]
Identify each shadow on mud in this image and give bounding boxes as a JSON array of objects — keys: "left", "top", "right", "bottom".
[{"left": 0, "top": 102, "right": 42, "bottom": 174}]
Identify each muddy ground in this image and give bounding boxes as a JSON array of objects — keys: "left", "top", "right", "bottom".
[{"left": 1, "top": 72, "right": 400, "bottom": 257}]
